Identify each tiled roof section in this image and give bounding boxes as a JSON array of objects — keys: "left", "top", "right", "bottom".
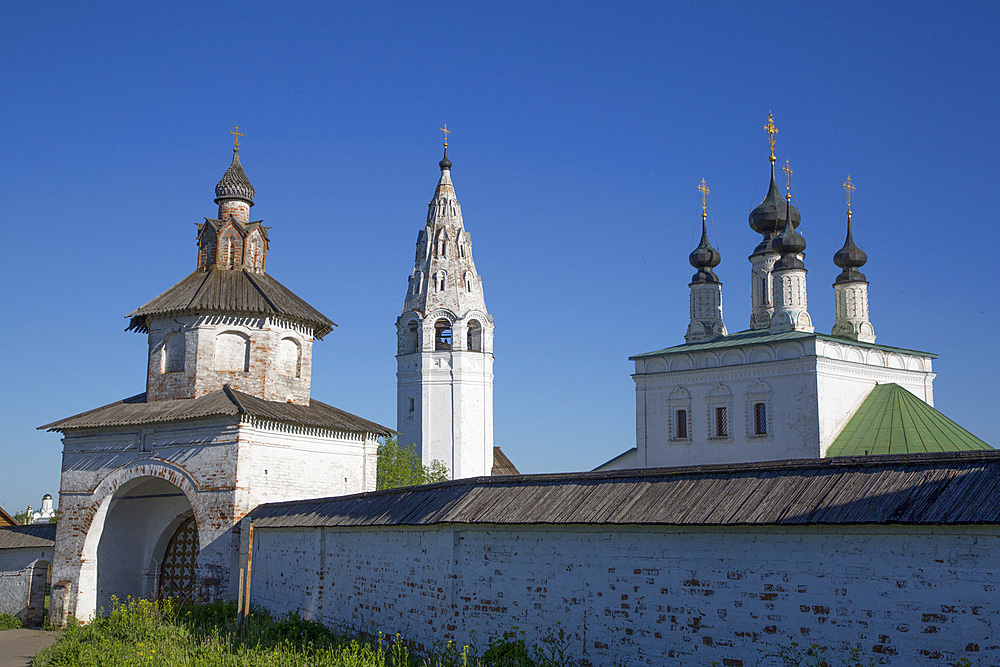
[
  {"left": 826, "top": 384, "right": 991, "bottom": 457},
  {"left": 491, "top": 447, "right": 519, "bottom": 476},
  {"left": 38, "top": 386, "right": 395, "bottom": 437},
  {"left": 630, "top": 329, "right": 937, "bottom": 360},
  {"left": 0, "top": 524, "right": 56, "bottom": 550},
  {"left": 0, "top": 507, "right": 16, "bottom": 527},
  {"left": 126, "top": 268, "right": 336, "bottom": 338},
  {"left": 248, "top": 450, "right": 1000, "bottom": 528}
]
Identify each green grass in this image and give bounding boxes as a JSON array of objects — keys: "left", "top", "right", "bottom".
[
  {"left": 33, "top": 598, "right": 574, "bottom": 666},
  {"left": 0, "top": 613, "right": 24, "bottom": 630}
]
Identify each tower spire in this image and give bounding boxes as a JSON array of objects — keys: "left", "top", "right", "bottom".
[
  {"left": 685, "top": 178, "right": 726, "bottom": 343},
  {"left": 833, "top": 175, "right": 875, "bottom": 342},
  {"left": 769, "top": 158, "right": 813, "bottom": 333}
]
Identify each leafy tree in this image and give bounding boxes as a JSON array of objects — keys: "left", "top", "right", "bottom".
[
  {"left": 376, "top": 438, "right": 450, "bottom": 490},
  {"left": 13, "top": 507, "right": 32, "bottom": 525}
]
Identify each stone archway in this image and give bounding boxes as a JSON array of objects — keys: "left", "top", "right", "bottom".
[{"left": 93, "top": 476, "right": 197, "bottom": 613}]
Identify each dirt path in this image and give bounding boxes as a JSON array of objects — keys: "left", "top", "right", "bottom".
[{"left": 0, "top": 629, "right": 58, "bottom": 667}]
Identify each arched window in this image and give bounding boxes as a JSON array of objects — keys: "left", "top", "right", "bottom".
[
  {"left": 215, "top": 331, "right": 250, "bottom": 371},
  {"left": 400, "top": 319, "right": 419, "bottom": 354},
  {"left": 435, "top": 319, "right": 452, "bottom": 351},
  {"left": 437, "top": 273, "right": 446, "bottom": 291},
  {"left": 753, "top": 402, "right": 767, "bottom": 435},
  {"left": 467, "top": 320, "right": 482, "bottom": 352},
  {"left": 278, "top": 337, "right": 302, "bottom": 378},
  {"left": 464, "top": 271, "right": 473, "bottom": 292},
  {"left": 162, "top": 332, "right": 185, "bottom": 373},
  {"left": 675, "top": 409, "right": 688, "bottom": 438}
]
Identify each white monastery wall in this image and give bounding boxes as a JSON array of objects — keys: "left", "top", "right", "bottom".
[
  {"left": 0, "top": 549, "right": 51, "bottom": 625},
  {"left": 239, "top": 420, "right": 378, "bottom": 507},
  {"left": 248, "top": 523, "right": 997, "bottom": 665}
]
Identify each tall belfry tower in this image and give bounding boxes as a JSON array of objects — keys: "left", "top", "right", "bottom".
[{"left": 396, "top": 131, "right": 495, "bottom": 479}]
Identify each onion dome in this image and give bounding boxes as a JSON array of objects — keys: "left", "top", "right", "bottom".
[
  {"left": 214, "top": 147, "right": 255, "bottom": 206},
  {"left": 439, "top": 144, "right": 452, "bottom": 170},
  {"left": 774, "top": 194, "right": 806, "bottom": 271},
  {"left": 689, "top": 216, "right": 722, "bottom": 284},
  {"left": 833, "top": 214, "right": 867, "bottom": 283},
  {"left": 749, "top": 163, "right": 801, "bottom": 236}
]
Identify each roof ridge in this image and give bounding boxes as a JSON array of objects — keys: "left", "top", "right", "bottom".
[
  {"left": 185, "top": 268, "right": 215, "bottom": 310},
  {"left": 222, "top": 384, "right": 247, "bottom": 414},
  {"left": 241, "top": 269, "right": 281, "bottom": 314}
]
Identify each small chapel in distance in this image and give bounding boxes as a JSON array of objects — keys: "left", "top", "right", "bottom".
[
  {"left": 599, "top": 115, "right": 990, "bottom": 470},
  {"left": 38, "top": 137, "right": 394, "bottom": 622}
]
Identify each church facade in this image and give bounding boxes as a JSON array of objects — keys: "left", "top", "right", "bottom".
[
  {"left": 38, "top": 143, "right": 392, "bottom": 622},
  {"left": 395, "top": 141, "right": 495, "bottom": 479},
  {"left": 600, "top": 116, "right": 988, "bottom": 470}
]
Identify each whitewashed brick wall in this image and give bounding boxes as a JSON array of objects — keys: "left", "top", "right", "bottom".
[{"left": 248, "top": 524, "right": 998, "bottom": 665}]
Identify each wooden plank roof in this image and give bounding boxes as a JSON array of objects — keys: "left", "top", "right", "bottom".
[
  {"left": 126, "top": 268, "right": 336, "bottom": 338},
  {"left": 491, "top": 447, "right": 519, "bottom": 476},
  {"left": 38, "top": 385, "right": 394, "bottom": 437},
  {"left": 249, "top": 450, "right": 1000, "bottom": 529},
  {"left": 0, "top": 524, "right": 56, "bottom": 550}
]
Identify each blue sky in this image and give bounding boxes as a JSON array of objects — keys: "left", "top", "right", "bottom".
[{"left": 2, "top": 2, "right": 998, "bottom": 514}]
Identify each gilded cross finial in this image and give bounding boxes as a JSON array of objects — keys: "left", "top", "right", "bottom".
[
  {"left": 697, "top": 178, "right": 710, "bottom": 220},
  {"left": 440, "top": 123, "right": 452, "bottom": 147},
  {"left": 843, "top": 174, "right": 855, "bottom": 218},
  {"left": 764, "top": 112, "right": 779, "bottom": 163},
  {"left": 229, "top": 125, "right": 244, "bottom": 148},
  {"left": 782, "top": 159, "right": 793, "bottom": 199}
]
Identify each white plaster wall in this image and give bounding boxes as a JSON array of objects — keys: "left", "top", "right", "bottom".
[
  {"left": 249, "top": 523, "right": 998, "bottom": 666},
  {"left": 0, "top": 548, "right": 51, "bottom": 623}
]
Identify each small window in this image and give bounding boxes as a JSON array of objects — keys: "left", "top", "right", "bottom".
[
  {"left": 714, "top": 406, "right": 729, "bottom": 438},
  {"left": 753, "top": 402, "right": 767, "bottom": 435},
  {"left": 761, "top": 277, "right": 769, "bottom": 305},
  {"left": 435, "top": 319, "right": 452, "bottom": 351},
  {"left": 407, "top": 321, "right": 419, "bottom": 353},
  {"left": 162, "top": 332, "right": 185, "bottom": 373},
  {"left": 467, "top": 320, "right": 482, "bottom": 352},
  {"left": 408, "top": 397, "right": 415, "bottom": 413},
  {"left": 675, "top": 409, "right": 688, "bottom": 439}
]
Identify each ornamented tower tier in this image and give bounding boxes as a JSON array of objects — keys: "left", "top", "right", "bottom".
[
  {"left": 832, "top": 176, "right": 876, "bottom": 342},
  {"left": 769, "top": 160, "right": 813, "bottom": 333},
  {"left": 128, "top": 136, "right": 335, "bottom": 404},
  {"left": 686, "top": 179, "right": 727, "bottom": 343},
  {"left": 749, "top": 114, "right": 801, "bottom": 330},
  {"left": 396, "top": 138, "right": 495, "bottom": 479}
]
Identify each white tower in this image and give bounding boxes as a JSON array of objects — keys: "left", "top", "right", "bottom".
[
  {"left": 832, "top": 176, "right": 876, "bottom": 342},
  {"left": 396, "top": 138, "right": 494, "bottom": 479},
  {"left": 685, "top": 179, "right": 727, "bottom": 343},
  {"left": 769, "top": 160, "right": 814, "bottom": 334}
]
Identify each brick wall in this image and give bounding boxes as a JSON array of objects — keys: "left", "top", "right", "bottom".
[{"left": 249, "top": 524, "right": 998, "bottom": 665}]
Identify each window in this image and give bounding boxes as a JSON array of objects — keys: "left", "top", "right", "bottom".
[
  {"left": 434, "top": 319, "right": 452, "bottom": 351},
  {"left": 714, "top": 407, "right": 729, "bottom": 438},
  {"left": 753, "top": 402, "right": 767, "bottom": 435},
  {"left": 162, "top": 332, "right": 185, "bottom": 373},
  {"left": 215, "top": 331, "right": 250, "bottom": 372},
  {"left": 278, "top": 337, "right": 302, "bottom": 378},
  {"left": 407, "top": 321, "right": 419, "bottom": 353},
  {"left": 408, "top": 397, "right": 415, "bottom": 414},
  {"left": 675, "top": 409, "right": 688, "bottom": 439},
  {"left": 761, "top": 277, "right": 769, "bottom": 305},
  {"left": 467, "top": 320, "right": 482, "bottom": 352}
]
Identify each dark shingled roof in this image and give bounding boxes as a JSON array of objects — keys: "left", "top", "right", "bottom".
[
  {"left": 248, "top": 450, "right": 1000, "bottom": 528},
  {"left": 126, "top": 268, "right": 336, "bottom": 339},
  {"left": 491, "top": 447, "right": 519, "bottom": 476},
  {"left": 0, "top": 524, "right": 56, "bottom": 550},
  {"left": 39, "top": 385, "right": 394, "bottom": 437}
]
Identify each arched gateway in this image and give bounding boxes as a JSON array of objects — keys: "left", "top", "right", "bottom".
[{"left": 38, "top": 142, "right": 393, "bottom": 625}]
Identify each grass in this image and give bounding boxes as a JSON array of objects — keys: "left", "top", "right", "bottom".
[
  {"left": 33, "top": 598, "right": 574, "bottom": 666},
  {"left": 0, "top": 613, "right": 24, "bottom": 630}
]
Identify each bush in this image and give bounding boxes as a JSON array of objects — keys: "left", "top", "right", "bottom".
[
  {"left": 0, "top": 613, "right": 24, "bottom": 630},
  {"left": 34, "top": 598, "right": 575, "bottom": 666}
]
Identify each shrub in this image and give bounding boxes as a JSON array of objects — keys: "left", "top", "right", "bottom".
[{"left": 0, "top": 613, "right": 24, "bottom": 630}]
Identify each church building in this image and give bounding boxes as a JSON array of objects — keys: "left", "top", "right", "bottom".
[
  {"left": 599, "top": 115, "right": 990, "bottom": 470},
  {"left": 38, "top": 138, "right": 393, "bottom": 622},
  {"left": 396, "top": 135, "right": 495, "bottom": 479}
]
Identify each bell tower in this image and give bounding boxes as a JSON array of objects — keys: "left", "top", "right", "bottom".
[{"left": 396, "top": 132, "right": 495, "bottom": 479}]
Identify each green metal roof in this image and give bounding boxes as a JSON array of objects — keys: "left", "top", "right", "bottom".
[
  {"left": 825, "top": 384, "right": 991, "bottom": 457},
  {"left": 629, "top": 329, "right": 937, "bottom": 360}
]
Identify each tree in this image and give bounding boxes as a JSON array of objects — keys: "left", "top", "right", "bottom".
[
  {"left": 13, "top": 508, "right": 32, "bottom": 525},
  {"left": 376, "top": 438, "right": 450, "bottom": 490}
]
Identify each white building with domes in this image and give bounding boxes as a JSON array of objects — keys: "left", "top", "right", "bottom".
[
  {"left": 396, "top": 143, "right": 495, "bottom": 479},
  {"left": 599, "top": 118, "right": 990, "bottom": 470}
]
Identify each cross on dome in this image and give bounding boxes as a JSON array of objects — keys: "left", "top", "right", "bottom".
[
  {"left": 765, "top": 113, "right": 779, "bottom": 163},
  {"left": 440, "top": 123, "right": 451, "bottom": 147},
  {"left": 782, "top": 159, "right": 793, "bottom": 197},
  {"left": 843, "top": 174, "right": 855, "bottom": 217},
  {"left": 229, "top": 125, "right": 244, "bottom": 148},
  {"left": 698, "top": 178, "right": 710, "bottom": 218}
]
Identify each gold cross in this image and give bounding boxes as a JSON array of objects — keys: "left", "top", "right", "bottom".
[
  {"left": 843, "top": 174, "right": 855, "bottom": 215},
  {"left": 229, "top": 126, "right": 244, "bottom": 148},
  {"left": 440, "top": 123, "right": 451, "bottom": 146},
  {"left": 697, "top": 178, "right": 710, "bottom": 216},
  {"left": 764, "top": 113, "right": 778, "bottom": 163},
  {"left": 782, "top": 159, "right": 793, "bottom": 196}
]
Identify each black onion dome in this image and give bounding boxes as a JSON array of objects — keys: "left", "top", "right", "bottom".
[
  {"left": 774, "top": 198, "right": 806, "bottom": 271},
  {"left": 689, "top": 218, "right": 722, "bottom": 284},
  {"left": 833, "top": 217, "right": 868, "bottom": 283},
  {"left": 439, "top": 145, "right": 452, "bottom": 170},
  {"left": 750, "top": 164, "right": 800, "bottom": 235},
  {"left": 215, "top": 147, "right": 255, "bottom": 205}
]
